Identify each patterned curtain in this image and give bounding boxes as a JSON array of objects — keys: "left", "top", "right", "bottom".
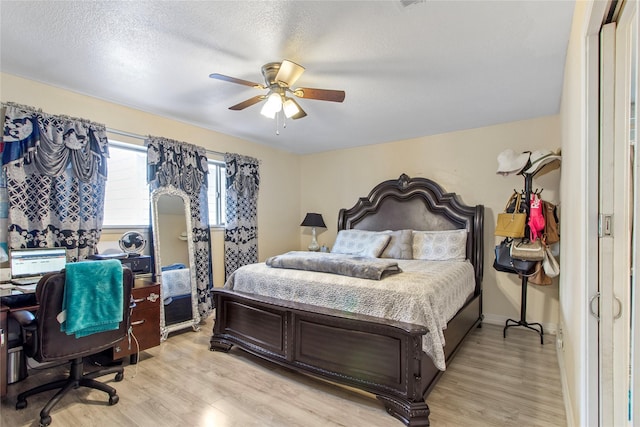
[
  {"left": 147, "top": 136, "right": 213, "bottom": 318},
  {"left": 0, "top": 103, "right": 109, "bottom": 261},
  {"left": 224, "top": 153, "right": 260, "bottom": 279}
]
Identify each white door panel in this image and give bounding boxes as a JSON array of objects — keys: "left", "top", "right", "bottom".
[
  {"left": 599, "top": 1, "right": 637, "bottom": 424},
  {"left": 599, "top": 22, "right": 617, "bottom": 427}
]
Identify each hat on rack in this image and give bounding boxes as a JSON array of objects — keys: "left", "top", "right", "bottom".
[
  {"left": 496, "top": 149, "right": 530, "bottom": 176},
  {"left": 523, "top": 149, "right": 561, "bottom": 175}
]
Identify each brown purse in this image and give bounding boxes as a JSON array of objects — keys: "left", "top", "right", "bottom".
[
  {"left": 542, "top": 200, "right": 560, "bottom": 244},
  {"left": 527, "top": 261, "right": 552, "bottom": 285},
  {"left": 495, "top": 192, "right": 526, "bottom": 238}
]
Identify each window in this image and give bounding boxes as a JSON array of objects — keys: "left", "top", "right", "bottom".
[
  {"left": 207, "top": 160, "right": 226, "bottom": 227},
  {"left": 103, "top": 141, "right": 150, "bottom": 227},
  {"left": 103, "top": 140, "right": 226, "bottom": 228}
]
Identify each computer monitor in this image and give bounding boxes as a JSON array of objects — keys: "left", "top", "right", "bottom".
[{"left": 9, "top": 248, "right": 67, "bottom": 279}]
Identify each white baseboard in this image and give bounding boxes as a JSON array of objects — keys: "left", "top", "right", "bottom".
[{"left": 482, "top": 313, "right": 557, "bottom": 335}]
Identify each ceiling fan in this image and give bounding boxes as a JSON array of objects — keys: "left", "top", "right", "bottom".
[{"left": 209, "top": 60, "right": 345, "bottom": 120}]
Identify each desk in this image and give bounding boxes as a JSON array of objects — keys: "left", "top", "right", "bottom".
[{"left": 0, "top": 278, "right": 160, "bottom": 400}]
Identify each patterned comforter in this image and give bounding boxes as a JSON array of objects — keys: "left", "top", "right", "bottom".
[{"left": 224, "top": 258, "right": 475, "bottom": 370}]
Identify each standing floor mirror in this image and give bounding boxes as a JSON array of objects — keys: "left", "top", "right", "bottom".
[{"left": 151, "top": 186, "right": 201, "bottom": 340}]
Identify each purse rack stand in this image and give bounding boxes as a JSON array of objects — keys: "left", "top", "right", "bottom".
[{"left": 503, "top": 172, "right": 544, "bottom": 344}]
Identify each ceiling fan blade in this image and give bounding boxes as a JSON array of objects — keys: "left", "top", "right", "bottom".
[
  {"left": 229, "top": 95, "right": 266, "bottom": 111},
  {"left": 275, "top": 60, "right": 305, "bottom": 87},
  {"left": 209, "top": 73, "right": 265, "bottom": 89},
  {"left": 293, "top": 87, "right": 346, "bottom": 103}
]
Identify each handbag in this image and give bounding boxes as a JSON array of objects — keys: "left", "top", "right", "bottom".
[
  {"left": 506, "top": 190, "right": 526, "bottom": 213},
  {"left": 510, "top": 238, "right": 545, "bottom": 261},
  {"left": 528, "top": 261, "right": 552, "bottom": 285},
  {"left": 542, "top": 244, "right": 560, "bottom": 277},
  {"left": 495, "top": 192, "right": 527, "bottom": 238},
  {"left": 528, "top": 194, "right": 545, "bottom": 241},
  {"left": 542, "top": 200, "right": 560, "bottom": 244},
  {"left": 494, "top": 238, "right": 536, "bottom": 274}
]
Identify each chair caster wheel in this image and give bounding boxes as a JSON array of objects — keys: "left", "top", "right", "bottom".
[
  {"left": 109, "top": 394, "right": 119, "bottom": 405},
  {"left": 16, "top": 399, "right": 27, "bottom": 410},
  {"left": 39, "top": 415, "right": 52, "bottom": 426},
  {"left": 115, "top": 372, "right": 124, "bottom": 382}
]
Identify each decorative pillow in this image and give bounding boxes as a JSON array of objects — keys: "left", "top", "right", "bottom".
[
  {"left": 331, "top": 229, "right": 391, "bottom": 258},
  {"left": 412, "top": 229, "right": 467, "bottom": 261},
  {"left": 379, "top": 230, "right": 413, "bottom": 259}
]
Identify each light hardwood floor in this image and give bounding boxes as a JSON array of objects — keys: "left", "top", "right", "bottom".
[{"left": 1, "top": 318, "right": 566, "bottom": 427}]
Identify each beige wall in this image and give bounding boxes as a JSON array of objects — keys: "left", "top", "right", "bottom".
[
  {"left": 1, "top": 73, "right": 301, "bottom": 288},
  {"left": 300, "top": 115, "right": 562, "bottom": 329}
]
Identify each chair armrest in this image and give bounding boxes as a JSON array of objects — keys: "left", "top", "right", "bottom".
[
  {"left": 9, "top": 309, "right": 38, "bottom": 357},
  {"left": 9, "top": 309, "right": 36, "bottom": 328}
]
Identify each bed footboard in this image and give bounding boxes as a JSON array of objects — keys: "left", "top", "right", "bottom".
[{"left": 211, "top": 289, "right": 483, "bottom": 426}]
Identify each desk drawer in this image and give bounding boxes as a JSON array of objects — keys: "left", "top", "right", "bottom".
[
  {"left": 113, "top": 283, "right": 160, "bottom": 360},
  {"left": 131, "top": 285, "right": 160, "bottom": 311},
  {"left": 113, "top": 306, "right": 160, "bottom": 359}
]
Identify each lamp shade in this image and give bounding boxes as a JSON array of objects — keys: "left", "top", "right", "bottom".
[
  {"left": 300, "top": 213, "right": 326, "bottom": 228},
  {"left": 260, "top": 92, "right": 283, "bottom": 118}
]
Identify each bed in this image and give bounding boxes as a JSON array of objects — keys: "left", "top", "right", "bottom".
[{"left": 210, "top": 174, "right": 484, "bottom": 426}]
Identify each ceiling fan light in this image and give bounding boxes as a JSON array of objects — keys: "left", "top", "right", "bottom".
[
  {"left": 283, "top": 97, "right": 301, "bottom": 118},
  {"left": 277, "top": 60, "right": 305, "bottom": 87},
  {"left": 260, "top": 93, "right": 282, "bottom": 118}
]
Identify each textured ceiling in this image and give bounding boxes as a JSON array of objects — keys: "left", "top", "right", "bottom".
[{"left": 0, "top": 1, "right": 575, "bottom": 155}]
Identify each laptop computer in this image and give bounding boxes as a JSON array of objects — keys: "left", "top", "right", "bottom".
[{"left": 9, "top": 248, "right": 68, "bottom": 288}]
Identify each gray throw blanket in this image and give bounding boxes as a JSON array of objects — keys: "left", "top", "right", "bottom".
[{"left": 265, "top": 251, "right": 400, "bottom": 280}]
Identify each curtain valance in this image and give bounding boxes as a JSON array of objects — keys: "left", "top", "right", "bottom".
[
  {"left": 147, "top": 136, "right": 208, "bottom": 193},
  {"left": 2, "top": 103, "right": 108, "bottom": 182}
]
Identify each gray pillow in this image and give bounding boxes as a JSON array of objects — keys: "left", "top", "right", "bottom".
[
  {"left": 332, "top": 229, "right": 391, "bottom": 258},
  {"left": 379, "top": 230, "right": 413, "bottom": 259}
]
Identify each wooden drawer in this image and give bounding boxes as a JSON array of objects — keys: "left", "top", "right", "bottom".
[
  {"left": 113, "top": 282, "right": 160, "bottom": 360},
  {"left": 130, "top": 283, "right": 161, "bottom": 311}
]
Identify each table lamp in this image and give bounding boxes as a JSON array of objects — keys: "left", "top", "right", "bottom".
[{"left": 300, "top": 213, "right": 326, "bottom": 251}]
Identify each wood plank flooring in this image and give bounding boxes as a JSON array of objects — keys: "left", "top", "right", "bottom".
[{"left": 0, "top": 319, "right": 565, "bottom": 426}]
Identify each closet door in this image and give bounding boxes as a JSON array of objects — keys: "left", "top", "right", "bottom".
[
  {"left": 598, "top": 21, "right": 617, "bottom": 427},
  {"left": 621, "top": 3, "right": 639, "bottom": 425},
  {"left": 613, "top": 3, "right": 637, "bottom": 425},
  {"left": 599, "top": 1, "right": 637, "bottom": 424}
]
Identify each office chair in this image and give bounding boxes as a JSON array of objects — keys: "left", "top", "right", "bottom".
[{"left": 11, "top": 263, "right": 133, "bottom": 427}]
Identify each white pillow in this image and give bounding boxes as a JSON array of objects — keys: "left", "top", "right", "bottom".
[
  {"left": 379, "top": 230, "right": 413, "bottom": 259},
  {"left": 332, "top": 229, "right": 391, "bottom": 258},
  {"left": 412, "top": 229, "right": 467, "bottom": 261}
]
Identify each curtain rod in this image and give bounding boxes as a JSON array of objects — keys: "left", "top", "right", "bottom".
[{"left": 106, "top": 127, "right": 225, "bottom": 158}]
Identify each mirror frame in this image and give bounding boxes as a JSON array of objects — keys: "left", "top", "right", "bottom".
[{"left": 150, "top": 185, "right": 201, "bottom": 340}]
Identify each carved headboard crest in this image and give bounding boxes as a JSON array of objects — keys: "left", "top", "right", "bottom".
[{"left": 397, "top": 173, "right": 410, "bottom": 190}]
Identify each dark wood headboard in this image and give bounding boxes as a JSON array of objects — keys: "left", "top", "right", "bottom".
[{"left": 337, "top": 173, "right": 484, "bottom": 290}]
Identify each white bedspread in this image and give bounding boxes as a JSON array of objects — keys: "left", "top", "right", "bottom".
[
  {"left": 161, "top": 268, "right": 191, "bottom": 302},
  {"left": 224, "top": 258, "right": 475, "bottom": 370}
]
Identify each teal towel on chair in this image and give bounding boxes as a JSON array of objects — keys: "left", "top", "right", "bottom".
[{"left": 61, "top": 260, "right": 123, "bottom": 338}]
